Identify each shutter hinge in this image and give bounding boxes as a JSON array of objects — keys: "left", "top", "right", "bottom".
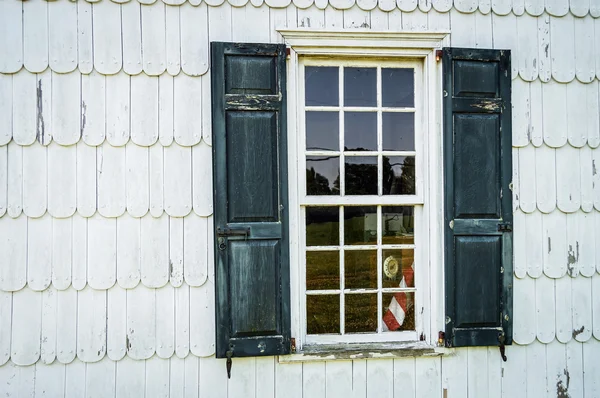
[
  {"left": 290, "top": 337, "right": 296, "bottom": 353},
  {"left": 498, "top": 332, "right": 507, "bottom": 362},
  {"left": 498, "top": 222, "right": 512, "bottom": 232},
  {"left": 435, "top": 49, "right": 443, "bottom": 62},
  {"left": 226, "top": 348, "right": 233, "bottom": 379}
]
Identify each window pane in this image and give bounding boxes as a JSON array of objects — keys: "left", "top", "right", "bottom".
[
  {"left": 307, "top": 156, "right": 340, "bottom": 196},
  {"left": 382, "top": 206, "right": 414, "bottom": 245},
  {"left": 344, "top": 206, "right": 377, "bottom": 245},
  {"left": 345, "top": 294, "right": 378, "bottom": 333},
  {"left": 305, "top": 66, "right": 339, "bottom": 107},
  {"left": 382, "top": 68, "right": 414, "bottom": 108},
  {"left": 382, "top": 292, "right": 415, "bottom": 331},
  {"left": 345, "top": 156, "right": 378, "bottom": 195},
  {"left": 344, "top": 68, "right": 376, "bottom": 107},
  {"left": 306, "top": 207, "right": 339, "bottom": 246},
  {"left": 382, "top": 112, "right": 414, "bottom": 151},
  {"left": 382, "top": 249, "right": 415, "bottom": 289},
  {"left": 382, "top": 156, "right": 415, "bottom": 195},
  {"left": 306, "top": 111, "right": 339, "bottom": 151},
  {"left": 306, "top": 251, "right": 340, "bottom": 291},
  {"left": 345, "top": 250, "right": 377, "bottom": 289},
  {"left": 307, "top": 295, "right": 340, "bottom": 334},
  {"left": 344, "top": 112, "right": 377, "bottom": 151}
]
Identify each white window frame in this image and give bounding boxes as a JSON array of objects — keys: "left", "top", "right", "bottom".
[{"left": 280, "top": 30, "right": 449, "bottom": 352}]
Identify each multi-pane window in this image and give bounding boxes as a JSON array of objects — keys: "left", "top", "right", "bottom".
[{"left": 299, "top": 58, "right": 424, "bottom": 343}]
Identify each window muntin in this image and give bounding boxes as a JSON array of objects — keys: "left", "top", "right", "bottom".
[{"left": 299, "top": 58, "right": 425, "bottom": 344}]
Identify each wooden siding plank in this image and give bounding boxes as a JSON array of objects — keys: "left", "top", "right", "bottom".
[
  {"left": 536, "top": 275, "right": 556, "bottom": 343},
  {"left": 449, "top": 10, "right": 475, "bottom": 47},
  {"left": 117, "top": 214, "right": 141, "bottom": 289},
  {"left": 574, "top": 16, "right": 594, "bottom": 83},
  {"left": 131, "top": 74, "right": 159, "bottom": 147},
  {"left": 512, "top": 79, "right": 530, "bottom": 148},
  {"left": 325, "top": 361, "right": 353, "bottom": 398},
  {"left": 184, "top": 214, "right": 208, "bottom": 287},
  {"left": 594, "top": 149, "right": 600, "bottom": 212},
  {"left": 525, "top": 0, "right": 544, "bottom": 15},
  {"left": 0, "top": 74, "right": 12, "bottom": 146},
  {"left": 174, "top": 74, "right": 202, "bottom": 147},
  {"left": 298, "top": 5, "right": 326, "bottom": 28},
  {"left": 303, "top": 362, "right": 326, "bottom": 398},
  {"left": 200, "top": 356, "right": 228, "bottom": 398},
  {"left": 141, "top": 4, "right": 167, "bottom": 76},
  {"left": 537, "top": 15, "right": 551, "bottom": 82},
  {"left": 513, "top": 275, "right": 536, "bottom": 345},
  {"left": 352, "top": 360, "right": 368, "bottom": 397},
  {"left": 159, "top": 74, "right": 175, "bottom": 146},
  {"left": 233, "top": 5, "right": 272, "bottom": 41},
  {"left": 12, "top": 71, "right": 37, "bottom": 146},
  {"left": 71, "top": 215, "right": 87, "bottom": 290},
  {"left": 125, "top": 143, "right": 149, "bottom": 218},
  {"left": 571, "top": 275, "right": 592, "bottom": 342},
  {"left": 48, "top": 142, "right": 77, "bottom": 218},
  {"left": 121, "top": 1, "right": 143, "bottom": 76},
  {"left": 175, "top": 283, "right": 190, "bottom": 358},
  {"left": 180, "top": 3, "right": 209, "bottom": 77},
  {"left": 28, "top": 214, "right": 53, "bottom": 291},
  {"left": 501, "top": 345, "right": 526, "bottom": 398},
  {"left": 22, "top": 141, "right": 47, "bottom": 218},
  {"left": 546, "top": 340, "right": 568, "bottom": 398},
  {"left": 0, "top": 292, "right": 12, "bottom": 365},
  {"left": 35, "top": 361, "right": 66, "bottom": 397},
  {"left": 514, "top": 211, "right": 527, "bottom": 279},
  {"left": 556, "top": 145, "right": 581, "bottom": 213},
  {"left": 535, "top": 146, "right": 557, "bottom": 213},
  {"left": 256, "top": 357, "right": 276, "bottom": 398},
  {"left": 202, "top": 75, "right": 213, "bottom": 146},
  {"left": 545, "top": 0, "right": 569, "bottom": 16},
  {"left": 593, "top": 275, "right": 600, "bottom": 339},
  {"left": 11, "top": 289, "right": 42, "bottom": 366},
  {"left": 566, "top": 213, "right": 580, "bottom": 276},
  {"left": 403, "top": 9, "right": 429, "bottom": 31},
  {"left": 88, "top": 214, "right": 117, "bottom": 289},
  {"left": 542, "top": 81, "right": 567, "bottom": 148},
  {"left": 190, "top": 282, "right": 215, "bottom": 357},
  {"left": 577, "top": 211, "right": 595, "bottom": 277},
  {"left": 516, "top": 15, "right": 538, "bottom": 81},
  {"left": 76, "top": 142, "right": 96, "bottom": 217},
  {"left": 156, "top": 284, "right": 175, "bottom": 359},
  {"left": 491, "top": 13, "right": 517, "bottom": 78},
  {"left": 431, "top": 0, "right": 453, "bottom": 12},
  {"left": 0, "top": 363, "right": 18, "bottom": 396},
  {"left": 415, "top": 357, "right": 440, "bottom": 398},
  {"left": 182, "top": 356, "right": 198, "bottom": 398},
  {"left": 0, "top": 146, "right": 6, "bottom": 217},
  {"left": 23, "top": 1, "right": 49, "bottom": 74},
  {"left": 479, "top": 0, "right": 492, "bottom": 14},
  {"left": 543, "top": 211, "right": 567, "bottom": 278},
  {"left": 585, "top": 82, "right": 599, "bottom": 149},
  {"left": 7, "top": 142, "right": 23, "bottom": 218},
  {"left": 325, "top": 5, "right": 345, "bottom": 28},
  {"left": 229, "top": 358, "right": 257, "bottom": 398},
  {"left": 526, "top": 342, "right": 546, "bottom": 397},
  {"left": 40, "top": 286, "right": 58, "bottom": 365},
  {"left": 486, "top": 346, "right": 502, "bottom": 398},
  {"left": 567, "top": 82, "right": 588, "bottom": 148},
  {"left": 275, "top": 361, "right": 303, "bottom": 398},
  {"left": 169, "top": 356, "right": 185, "bottom": 397},
  {"left": 51, "top": 72, "right": 81, "bottom": 146},
  {"left": 370, "top": 7, "right": 389, "bottom": 29},
  {"left": 149, "top": 144, "right": 165, "bottom": 217},
  {"left": 556, "top": 276, "right": 573, "bottom": 343},
  {"left": 93, "top": 1, "right": 123, "bottom": 75},
  {"left": 0, "top": 216, "right": 26, "bottom": 292},
  {"left": 169, "top": 217, "right": 184, "bottom": 287},
  {"left": 528, "top": 80, "right": 543, "bottom": 147},
  {"left": 97, "top": 143, "right": 126, "bottom": 218},
  {"left": 0, "top": 1, "right": 22, "bottom": 73},
  {"left": 86, "top": 359, "right": 116, "bottom": 398},
  {"left": 141, "top": 213, "right": 170, "bottom": 288},
  {"left": 126, "top": 285, "right": 156, "bottom": 360},
  {"left": 393, "top": 358, "right": 416, "bottom": 398},
  {"left": 550, "top": 14, "right": 575, "bottom": 82},
  {"left": 146, "top": 355, "right": 171, "bottom": 396},
  {"left": 77, "top": 286, "right": 107, "bottom": 362},
  {"left": 570, "top": 0, "right": 589, "bottom": 16},
  {"left": 208, "top": 3, "right": 233, "bottom": 43},
  {"left": 454, "top": 0, "right": 478, "bottom": 12},
  {"left": 107, "top": 285, "right": 127, "bottom": 361},
  {"left": 467, "top": 348, "right": 488, "bottom": 397},
  {"left": 164, "top": 144, "right": 192, "bottom": 217},
  {"left": 48, "top": 1, "right": 77, "bottom": 73},
  {"left": 492, "top": 0, "right": 511, "bottom": 15},
  {"left": 81, "top": 72, "right": 107, "bottom": 147},
  {"left": 165, "top": 6, "right": 181, "bottom": 76},
  {"left": 106, "top": 72, "right": 131, "bottom": 147},
  {"left": 56, "top": 288, "right": 77, "bottom": 364},
  {"left": 36, "top": 68, "right": 52, "bottom": 146},
  {"left": 441, "top": 347, "right": 467, "bottom": 398},
  {"left": 583, "top": 339, "right": 600, "bottom": 396},
  {"left": 116, "top": 356, "right": 146, "bottom": 397},
  {"left": 77, "top": 2, "right": 94, "bottom": 74}
]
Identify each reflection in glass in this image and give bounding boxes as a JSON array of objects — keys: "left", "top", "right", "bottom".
[
  {"left": 344, "top": 206, "right": 377, "bottom": 245},
  {"left": 306, "top": 156, "right": 340, "bottom": 196},
  {"left": 382, "top": 206, "right": 414, "bottom": 245},
  {"left": 382, "top": 292, "right": 415, "bottom": 331},
  {"left": 306, "top": 207, "right": 340, "bottom": 246},
  {"left": 345, "top": 294, "right": 377, "bottom": 333},
  {"left": 345, "top": 250, "right": 377, "bottom": 289},
  {"left": 305, "top": 66, "right": 339, "bottom": 106},
  {"left": 382, "top": 156, "right": 415, "bottom": 195},
  {"left": 382, "top": 68, "right": 414, "bottom": 108},
  {"left": 345, "top": 156, "right": 378, "bottom": 195},
  {"left": 382, "top": 249, "right": 415, "bottom": 289},
  {"left": 344, "top": 112, "right": 377, "bottom": 151},
  {"left": 344, "top": 68, "right": 377, "bottom": 107},
  {"left": 307, "top": 295, "right": 340, "bottom": 334},
  {"left": 306, "top": 251, "right": 340, "bottom": 291},
  {"left": 306, "top": 112, "right": 339, "bottom": 151},
  {"left": 382, "top": 113, "right": 414, "bottom": 151}
]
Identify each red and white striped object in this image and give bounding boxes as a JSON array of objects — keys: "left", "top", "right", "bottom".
[{"left": 382, "top": 262, "right": 414, "bottom": 331}]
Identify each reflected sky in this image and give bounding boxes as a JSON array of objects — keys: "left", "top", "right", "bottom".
[
  {"left": 306, "top": 156, "right": 340, "bottom": 195},
  {"left": 382, "top": 68, "right": 414, "bottom": 108},
  {"left": 382, "top": 113, "right": 414, "bottom": 151},
  {"left": 344, "top": 68, "right": 377, "bottom": 107},
  {"left": 345, "top": 112, "right": 377, "bottom": 151},
  {"left": 305, "top": 66, "right": 339, "bottom": 106},
  {"left": 306, "top": 111, "right": 339, "bottom": 151}
]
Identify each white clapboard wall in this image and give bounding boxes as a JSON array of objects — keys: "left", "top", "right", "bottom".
[{"left": 1, "top": 0, "right": 600, "bottom": 397}]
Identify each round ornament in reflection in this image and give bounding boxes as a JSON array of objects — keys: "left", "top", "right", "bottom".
[{"left": 383, "top": 255, "right": 399, "bottom": 279}]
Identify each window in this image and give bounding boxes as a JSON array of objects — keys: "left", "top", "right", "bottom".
[{"left": 298, "top": 59, "right": 426, "bottom": 344}]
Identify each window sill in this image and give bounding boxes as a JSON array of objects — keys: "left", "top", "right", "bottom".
[{"left": 278, "top": 341, "right": 453, "bottom": 363}]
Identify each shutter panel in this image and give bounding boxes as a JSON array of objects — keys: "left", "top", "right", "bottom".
[
  {"left": 443, "top": 48, "right": 513, "bottom": 348},
  {"left": 211, "top": 42, "right": 290, "bottom": 358}
]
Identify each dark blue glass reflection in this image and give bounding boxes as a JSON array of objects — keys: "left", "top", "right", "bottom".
[
  {"left": 344, "top": 68, "right": 377, "bottom": 107},
  {"left": 305, "top": 67, "right": 339, "bottom": 107},
  {"left": 306, "top": 111, "right": 339, "bottom": 151},
  {"left": 344, "top": 112, "right": 377, "bottom": 151},
  {"left": 382, "top": 68, "right": 414, "bottom": 108},
  {"left": 382, "top": 112, "right": 414, "bottom": 151}
]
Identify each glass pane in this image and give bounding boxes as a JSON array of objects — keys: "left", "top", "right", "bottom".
[
  {"left": 382, "top": 206, "right": 414, "bottom": 245},
  {"left": 344, "top": 206, "right": 377, "bottom": 245},
  {"left": 344, "top": 112, "right": 377, "bottom": 151},
  {"left": 306, "top": 207, "right": 339, "bottom": 246},
  {"left": 307, "top": 156, "right": 340, "bottom": 196},
  {"left": 307, "top": 295, "right": 340, "bottom": 334},
  {"left": 344, "top": 250, "right": 377, "bottom": 289},
  {"left": 382, "top": 112, "right": 414, "bottom": 151},
  {"left": 345, "top": 156, "right": 378, "bottom": 195},
  {"left": 382, "top": 156, "right": 415, "bottom": 195},
  {"left": 305, "top": 66, "right": 339, "bottom": 107},
  {"left": 382, "top": 249, "right": 415, "bottom": 289},
  {"left": 345, "top": 294, "right": 378, "bottom": 333},
  {"left": 382, "top": 68, "right": 414, "bottom": 108},
  {"left": 382, "top": 292, "right": 415, "bottom": 331},
  {"left": 344, "top": 68, "right": 377, "bottom": 107},
  {"left": 306, "top": 251, "right": 340, "bottom": 291},
  {"left": 306, "top": 112, "right": 339, "bottom": 151}
]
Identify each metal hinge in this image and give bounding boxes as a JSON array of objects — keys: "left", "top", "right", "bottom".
[
  {"left": 291, "top": 338, "right": 296, "bottom": 353},
  {"left": 497, "top": 222, "right": 512, "bottom": 232}
]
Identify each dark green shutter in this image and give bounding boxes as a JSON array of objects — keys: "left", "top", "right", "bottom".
[
  {"left": 443, "top": 48, "right": 513, "bottom": 348},
  {"left": 211, "top": 42, "right": 290, "bottom": 358}
]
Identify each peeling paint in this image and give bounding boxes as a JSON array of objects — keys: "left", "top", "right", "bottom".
[
  {"left": 81, "top": 100, "right": 87, "bottom": 138},
  {"left": 593, "top": 159, "right": 597, "bottom": 176},
  {"left": 36, "top": 79, "right": 46, "bottom": 145},
  {"left": 566, "top": 244, "right": 577, "bottom": 276},
  {"left": 544, "top": 44, "right": 549, "bottom": 58},
  {"left": 471, "top": 100, "right": 500, "bottom": 112},
  {"left": 572, "top": 326, "right": 584, "bottom": 339},
  {"left": 548, "top": 237, "right": 552, "bottom": 253},
  {"left": 556, "top": 369, "right": 570, "bottom": 397}
]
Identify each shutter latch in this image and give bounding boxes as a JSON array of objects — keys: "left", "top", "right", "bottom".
[
  {"left": 226, "top": 348, "right": 233, "bottom": 379},
  {"left": 497, "top": 332, "right": 507, "bottom": 362},
  {"left": 497, "top": 222, "right": 512, "bottom": 232}
]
